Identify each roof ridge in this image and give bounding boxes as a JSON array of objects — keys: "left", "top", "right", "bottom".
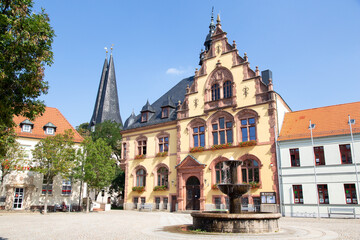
[{"left": 287, "top": 101, "right": 360, "bottom": 114}]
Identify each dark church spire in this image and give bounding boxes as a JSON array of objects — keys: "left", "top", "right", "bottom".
[
  {"left": 204, "top": 7, "right": 216, "bottom": 51},
  {"left": 90, "top": 48, "right": 122, "bottom": 130}
]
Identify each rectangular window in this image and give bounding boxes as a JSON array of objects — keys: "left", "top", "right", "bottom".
[
  {"left": 219, "top": 118, "right": 225, "bottom": 129},
  {"left": 193, "top": 126, "right": 205, "bottom": 147},
  {"left": 138, "top": 140, "right": 147, "bottom": 155},
  {"left": 290, "top": 148, "right": 300, "bottom": 167},
  {"left": 344, "top": 184, "right": 357, "bottom": 204},
  {"left": 214, "top": 197, "right": 221, "bottom": 209},
  {"left": 219, "top": 131, "right": 225, "bottom": 144},
  {"left": 62, "top": 180, "right": 72, "bottom": 195},
  {"left": 317, "top": 184, "right": 329, "bottom": 204},
  {"left": 42, "top": 179, "right": 53, "bottom": 195},
  {"left": 339, "top": 144, "right": 352, "bottom": 164},
  {"left": 314, "top": 146, "right": 325, "bottom": 165},
  {"left": 212, "top": 132, "right": 218, "bottom": 145},
  {"left": 163, "top": 197, "right": 168, "bottom": 210},
  {"left": 141, "top": 112, "right": 148, "bottom": 122},
  {"left": 155, "top": 197, "right": 160, "bottom": 210},
  {"left": 141, "top": 197, "right": 146, "bottom": 205},
  {"left": 241, "top": 128, "right": 248, "bottom": 142},
  {"left": 241, "top": 118, "right": 256, "bottom": 142},
  {"left": 159, "top": 137, "right": 169, "bottom": 152},
  {"left": 162, "top": 107, "right": 169, "bottom": 118},
  {"left": 293, "top": 185, "right": 303, "bottom": 204},
  {"left": 22, "top": 124, "right": 31, "bottom": 133},
  {"left": 46, "top": 127, "right": 54, "bottom": 135},
  {"left": 123, "top": 143, "right": 127, "bottom": 159}
]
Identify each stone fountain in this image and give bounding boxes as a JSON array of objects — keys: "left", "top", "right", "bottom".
[{"left": 191, "top": 158, "right": 280, "bottom": 233}]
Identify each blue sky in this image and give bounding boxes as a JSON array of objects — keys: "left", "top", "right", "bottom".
[{"left": 33, "top": 0, "right": 360, "bottom": 128}]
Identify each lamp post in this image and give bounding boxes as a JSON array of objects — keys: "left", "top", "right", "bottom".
[
  {"left": 309, "top": 120, "right": 320, "bottom": 218},
  {"left": 348, "top": 115, "right": 360, "bottom": 203}
]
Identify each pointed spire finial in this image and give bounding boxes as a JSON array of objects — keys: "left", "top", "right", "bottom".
[
  {"left": 111, "top": 44, "right": 114, "bottom": 55},
  {"left": 104, "top": 47, "right": 108, "bottom": 58},
  {"left": 217, "top": 13, "right": 221, "bottom": 24}
]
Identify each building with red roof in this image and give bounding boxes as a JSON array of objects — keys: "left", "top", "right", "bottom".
[
  {"left": 1, "top": 107, "right": 84, "bottom": 211},
  {"left": 278, "top": 102, "right": 360, "bottom": 218}
]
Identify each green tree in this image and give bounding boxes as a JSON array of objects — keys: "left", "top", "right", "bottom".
[
  {"left": 91, "top": 121, "right": 122, "bottom": 161},
  {"left": 0, "top": 0, "right": 55, "bottom": 157},
  {"left": 108, "top": 165, "right": 125, "bottom": 198},
  {"left": 76, "top": 137, "right": 116, "bottom": 212},
  {"left": 76, "top": 122, "right": 90, "bottom": 138},
  {"left": 0, "top": 137, "right": 25, "bottom": 190},
  {"left": 31, "top": 130, "right": 77, "bottom": 214}
]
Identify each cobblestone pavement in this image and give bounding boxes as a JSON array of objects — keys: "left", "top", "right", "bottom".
[{"left": 0, "top": 210, "right": 359, "bottom": 240}]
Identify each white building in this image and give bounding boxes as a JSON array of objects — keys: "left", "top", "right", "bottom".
[
  {"left": 0, "top": 107, "right": 84, "bottom": 211},
  {"left": 277, "top": 102, "right": 360, "bottom": 218}
]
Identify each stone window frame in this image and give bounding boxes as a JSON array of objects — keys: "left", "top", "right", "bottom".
[
  {"left": 209, "top": 156, "right": 241, "bottom": 186},
  {"left": 239, "top": 154, "right": 263, "bottom": 185},
  {"left": 135, "top": 135, "right": 147, "bottom": 156},
  {"left": 204, "top": 67, "right": 235, "bottom": 102},
  {"left": 223, "top": 80, "right": 232, "bottom": 99},
  {"left": 155, "top": 131, "right": 170, "bottom": 154},
  {"left": 187, "top": 118, "right": 207, "bottom": 148},
  {"left": 152, "top": 163, "right": 171, "bottom": 187},
  {"left": 235, "top": 109, "right": 259, "bottom": 144},
  {"left": 207, "top": 111, "right": 234, "bottom": 146},
  {"left": 132, "top": 165, "right": 148, "bottom": 188},
  {"left": 122, "top": 142, "right": 128, "bottom": 160},
  {"left": 161, "top": 107, "right": 169, "bottom": 119}
]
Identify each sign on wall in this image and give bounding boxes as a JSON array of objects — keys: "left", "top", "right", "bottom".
[{"left": 261, "top": 192, "right": 276, "bottom": 204}]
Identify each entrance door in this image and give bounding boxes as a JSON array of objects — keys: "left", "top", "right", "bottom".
[
  {"left": 186, "top": 176, "right": 200, "bottom": 210},
  {"left": 13, "top": 188, "right": 24, "bottom": 209},
  {"left": 171, "top": 196, "right": 177, "bottom": 212}
]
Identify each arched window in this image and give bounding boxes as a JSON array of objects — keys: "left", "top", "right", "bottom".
[
  {"left": 215, "top": 162, "right": 225, "bottom": 183},
  {"left": 211, "top": 84, "right": 220, "bottom": 101},
  {"left": 157, "top": 167, "right": 169, "bottom": 186},
  {"left": 241, "top": 160, "right": 259, "bottom": 183},
  {"left": 212, "top": 117, "right": 233, "bottom": 145},
  {"left": 136, "top": 169, "right": 146, "bottom": 187},
  {"left": 223, "top": 81, "right": 232, "bottom": 99}
]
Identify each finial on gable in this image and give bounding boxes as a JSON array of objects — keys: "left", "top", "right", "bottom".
[
  {"left": 104, "top": 47, "right": 108, "bottom": 58},
  {"left": 216, "top": 13, "right": 221, "bottom": 28},
  {"left": 111, "top": 44, "right": 114, "bottom": 55}
]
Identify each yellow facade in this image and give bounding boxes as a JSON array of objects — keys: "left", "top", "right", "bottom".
[{"left": 121, "top": 18, "right": 290, "bottom": 211}]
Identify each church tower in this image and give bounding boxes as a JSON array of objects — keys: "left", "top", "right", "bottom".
[{"left": 90, "top": 49, "right": 122, "bottom": 130}]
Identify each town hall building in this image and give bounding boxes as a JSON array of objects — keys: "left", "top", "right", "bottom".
[{"left": 120, "top": 14, "right": 290, "bottom": 212}]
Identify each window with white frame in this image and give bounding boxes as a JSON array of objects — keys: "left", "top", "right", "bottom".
[
  {"left": 42, "top": 179, "right": 53, "bottom": 195},
  {"left": 46, "top": 127, "right": 54, "bottom": 135},
  {"left": 22, "top": 124, "right": 31, "bottom": 133},
  {"left": 62, "top": 180, "right": 72, "bottom": 195}
]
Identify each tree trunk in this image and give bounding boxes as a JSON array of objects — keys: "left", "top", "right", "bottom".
[
  {"left": 44, "top": 182, "right": 49, "bottom": 214},
  {"left": 86, "top": 188, "right": 90, "bottom": 213}
]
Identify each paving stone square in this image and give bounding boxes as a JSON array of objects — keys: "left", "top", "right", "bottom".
[{"left": 0, "top": 210, "right": 359, "bottom": 240}]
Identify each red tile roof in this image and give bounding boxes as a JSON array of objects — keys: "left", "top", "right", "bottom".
[
  {"left": 13, "top": 107, "right": 84, "bottom": 143},
  {"left": 278, "top": 102, "right": 360, "bottom": 141}
]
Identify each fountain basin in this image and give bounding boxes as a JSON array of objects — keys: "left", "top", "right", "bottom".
[
  {"left": 217, "top": 183, "right": 250, "bottom": 198},
  {"left": 191, "top": 212, "right": 281, "bottom": 233}
]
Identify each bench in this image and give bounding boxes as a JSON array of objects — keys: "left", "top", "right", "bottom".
[
  {"left": 328, "top": 207, "right": 356, "bottom": 218},
  {"left": 139, "top": 203, "right": 152, "bottom": 211}
]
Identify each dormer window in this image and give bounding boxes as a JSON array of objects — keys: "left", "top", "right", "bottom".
[
  {"left": 46, "top": 127, "right": 54, "bottom": 135},
  {"left": 22, "top": 124, "right": 31, "bottom": 133},
  {"left": 141, "top": 112, "right": 148, "bottom": 122},
  {"left": 43, "top": 122, "right": 57, "bottom": 135},
  {"left": 161, "top": 107, "right": 169, "bottom": 118},
  {"left": 20, "top": 119, "right": 34, "bottom": 133}
]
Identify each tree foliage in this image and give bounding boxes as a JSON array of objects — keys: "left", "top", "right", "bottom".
[
  {"left": 31, "top": 130, "right": 77, "bottom": 213},
  {"left": 0, "top": 138, "right": 25, "bottom": 187},
  {"left": 108, "top": 165, "right": 125, "bottom": 196},
  {"left": 0, "top": 0, "right": 54, "bottom": 157},
  {"left": 91, "top": 121, "right": 122, "bottom": 161},
  {"left": 76, "top": 137, "right": 116, "bottom": 212},
  {"left": 76, "top": 122, "right": 90, "bottom": 138}
]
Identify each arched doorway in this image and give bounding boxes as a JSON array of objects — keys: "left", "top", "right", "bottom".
[{"left": 186, "top": 176, "right": 200, "bottom": 210}]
